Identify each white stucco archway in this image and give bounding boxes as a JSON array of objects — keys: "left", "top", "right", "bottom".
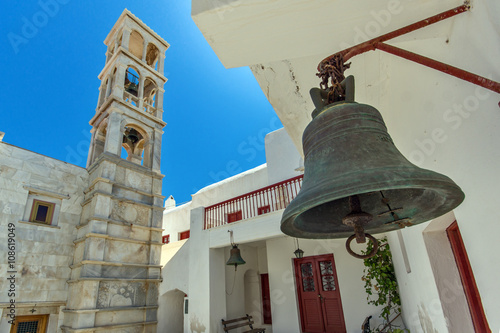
[{"left": 158, "top": 289, "right": 186, "bottom": 333}]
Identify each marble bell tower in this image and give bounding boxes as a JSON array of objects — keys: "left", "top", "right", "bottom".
[{"left": 63, "top": 9, "right": 168, "bottom": 332}]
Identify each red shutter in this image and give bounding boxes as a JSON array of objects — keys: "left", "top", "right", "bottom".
[
  {"left": 179, "top": 230, "right": 190, "bottom": 240},
  {"left": 227, "top": 210, "right": 242, "bottom": 223},
  {"left": 258, "top": 205, "right": 271, "bottom": 215},
  {"left": 162, "top": 235, "right": 170, "bottom": 244}
]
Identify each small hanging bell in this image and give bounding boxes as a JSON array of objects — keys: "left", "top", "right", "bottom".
[
  {"left": 125, "top": 128, "right": 140, "bottom": 144},
  {"left": 226, "top": 245, "right": 246, "bottom": 270}
]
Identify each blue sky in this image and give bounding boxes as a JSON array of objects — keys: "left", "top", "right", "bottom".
[{"left": 0, "top": 1, "right": 281, "bottom": 205}]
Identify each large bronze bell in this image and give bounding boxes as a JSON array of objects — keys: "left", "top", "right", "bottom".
[{"left": 281, "top": 78, "right": 465, "bottom": 244}]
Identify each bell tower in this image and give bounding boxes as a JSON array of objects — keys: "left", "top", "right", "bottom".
[{"left": 63, "top": 10, "right": 168, "bottom": 332}]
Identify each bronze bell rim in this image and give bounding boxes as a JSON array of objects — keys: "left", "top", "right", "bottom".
[
  {"left": 281, "top": 180, "right": 465, "bottom": 239},
  {"left": 280, "top": 99, "right": 465, "bottom": 240}
]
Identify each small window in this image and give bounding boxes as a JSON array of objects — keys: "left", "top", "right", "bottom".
[
  {"left": 162, "top": 235, "right": 170, "bottom": 244},
  {"left": 179, "top": 230, "right": 190, "bottom": 240},
  {"left": 10, "top": 314, "right": 48, "bottom": 333},
  {"left": 29, "top": 200, "right": 55, "bottom": 225},
  {"left": 227, "top": 211, "right": 242, "bottom": 223},
  {"left": 258, "top": 205, "right": 271, "bottom": 215}
]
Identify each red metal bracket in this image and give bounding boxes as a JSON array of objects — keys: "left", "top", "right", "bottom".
[
  {"left": 318, "top": 3, "right": 500, "bottom": 95},
  {"left": 375, "top": 42, "right": 500, "bottom": 94}
]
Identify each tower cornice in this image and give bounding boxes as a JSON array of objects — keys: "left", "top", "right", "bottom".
[{"left": 104, "top": 9, "right": 170, "bottom": 50}]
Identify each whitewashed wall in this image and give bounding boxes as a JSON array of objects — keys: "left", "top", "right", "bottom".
[
  {"left": 162, "top": 203, "right": 192, "bottom": 243},
  {"left": 192, "top": 164, "right": 269, "bottom": 208},
  {"left": 265, "top": 128, "right": 303, "bottom": 184},
  {"left": 240, "top": 2, "right": 500, "bottom": 330}
]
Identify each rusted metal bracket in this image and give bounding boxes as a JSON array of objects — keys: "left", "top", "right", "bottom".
[
  {"left": 375, "top": 42, "right": 500, "bottom": 94},
  {"left": 318, "top": 3, "right": 500, "bottom": 100},
  {"left": 345, "top": 233, "right": 379, "bottom": 259}
]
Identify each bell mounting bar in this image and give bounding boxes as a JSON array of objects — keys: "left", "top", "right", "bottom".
[{"left": 318, "top": 3, "right": 500, "bottom": 96}]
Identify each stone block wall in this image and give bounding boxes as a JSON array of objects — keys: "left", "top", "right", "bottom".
[{"left": 0, "top": 142, "right": 88, "bottom": 331}]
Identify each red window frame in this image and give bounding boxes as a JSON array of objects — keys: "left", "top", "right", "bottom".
[
  {"left": 162, "top": 235, "right": 170, "bottom": 244},
  {"left": 447, "top": 221, "right": 490, "bottom": 332},
  {"left": 29, "top": 199, "right": 55, "bottom": 225},
  {"left": 227, "top": 210, "right": 242, "bottom": 223},
  {"left": 258, "top": 205, "right": 271, "bottom": 215},
  {"left": 179, "top": 230, "right": 190, "bottom": 240}
]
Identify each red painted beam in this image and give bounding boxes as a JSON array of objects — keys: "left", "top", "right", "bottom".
[
  {"left": 376, "top": 42, "right": 500, "bottom": 94},
  {"left": 318, "top": 3, "right": 500, "bottom": 96},
  {"left": 319, "top": 4, "right": 470, "bottom": 66}
]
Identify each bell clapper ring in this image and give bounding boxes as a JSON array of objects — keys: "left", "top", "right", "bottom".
[
  {"left": 345, "top": 232, "right": 378, "bottom": 259},
  {"left": 342, "top": 195, "right": 379, "bottom": 259}
]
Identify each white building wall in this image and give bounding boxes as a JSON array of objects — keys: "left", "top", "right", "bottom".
[
  {"left": 158, "top": 289, "right": 185, "bottom": 333},
  {"left": 422, "top": 212, "right": 475, "bottom": 333},
  {"left": 163, "top": 203, "right": 192, "bottom": 243},
  {"left": 162, "top": 129, "right": 301, "bottom": 243},
  {"left": 265, "top": 128, "right": 303, "bottom": 184},
  {"left": 387, "top": 225, "right": 449, "bottom": 332},
  {"left": 373, "top": 24, "right": 500, "bottom": 330},
  {"left": 158, "top": 240, "right": 190, "bottom": 333},
  {"left": 191, "top": 0, "right": 500, "bottom": 324},
  {"left": 162, "top": 127, "right": 400, "bottom": 332},
  {"left": 160, "top": 240, "right": 189, "bottom": 292},
  {"left": 0, "top": 142, "right": 88, "bottom": 332},
  {"left": 192, "top": 164, "right": 269, "bottom": 208}
]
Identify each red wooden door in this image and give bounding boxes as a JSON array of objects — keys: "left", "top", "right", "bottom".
[
  {"left": 261, "top": 273, "right": 272, "bottom": 324},
  {"left": 294, "top": 254, "right": 346, "bottom": 333},
  {"left": 447, "top": 221, "right": 490, "bottom": 332}
]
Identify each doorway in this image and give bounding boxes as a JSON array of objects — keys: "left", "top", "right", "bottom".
[{"left": 294, "top": 254, "right": 346, "bottom": 333}]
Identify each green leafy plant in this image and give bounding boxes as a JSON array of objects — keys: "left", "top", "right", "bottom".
[{"left": 362, "top": 237, "right": 406, "bottom": 332}]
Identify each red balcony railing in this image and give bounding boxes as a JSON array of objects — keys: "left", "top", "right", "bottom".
[{"left": 204, "top": 175, "right": 303, "bottom": 229}]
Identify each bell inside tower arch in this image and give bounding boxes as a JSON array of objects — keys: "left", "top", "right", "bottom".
[
  {"left": 122, "top": 126, "right": 145, "bottom": 165},
  {"left": 124, "top": 67, "right": 139, "bottom": 97}
]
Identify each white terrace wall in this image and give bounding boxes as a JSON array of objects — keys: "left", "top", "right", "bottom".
[
  {"left": 0, "top": 142, "right": 88, "bottom": 333},
  {"left": 192, "top": 164, "right": 269, "bottom": 209},
  {"left": 163, "top": 202, "right": 192, "bottom": 243},
  {"left": 265, "top": 128, "right": 303, "bottom": 184},
  {"left": 162, "top": 128, "right": 302, "bottom": 243}
]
